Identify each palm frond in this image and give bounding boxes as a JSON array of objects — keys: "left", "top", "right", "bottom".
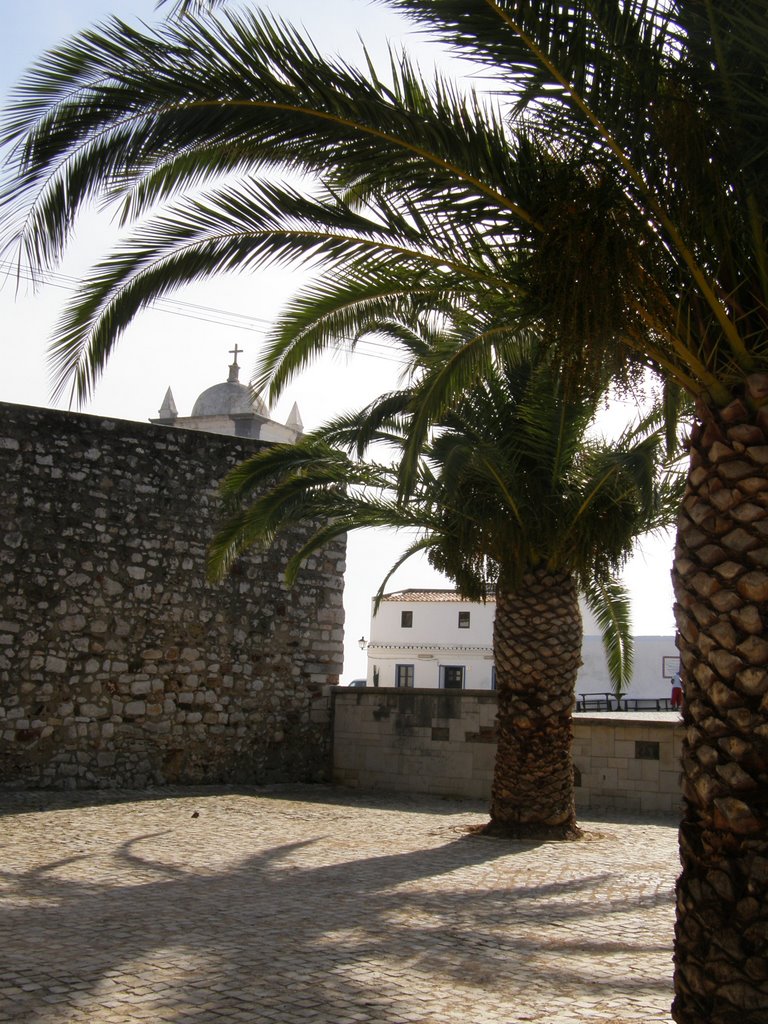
[
  {"left": 581, "top": 574, "right": 633, "bottom": 699},
  {"left": 2, "top": 9, "right": 532, "bottom": 271},
  {"left": 4, "top": 0, "right": 766, "bottom": 427},
  {"left": 46, "top": 174, "right": 518, "bottom": 402},
  {"left": 159, "top": 0, "right": 230, "bottom": 16},
  {"left": 371, "top": 534, "right": 442, "bottom": 612}
]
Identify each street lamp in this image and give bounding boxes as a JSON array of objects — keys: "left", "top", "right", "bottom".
[{"left": 357, "top": 636, "right": 377, "bottom": 688}]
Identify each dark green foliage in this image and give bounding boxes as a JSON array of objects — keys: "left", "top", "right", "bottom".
[
  {"left": 6, "top": 3, "right": 766, "bottom": 414},
  {"left": 209, "top": 343, "right": 683, "bottom": 694}
]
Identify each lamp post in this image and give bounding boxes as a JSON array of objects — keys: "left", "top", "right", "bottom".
[{"left": 357, "top": 637, "right": 377, "bottom": 687}]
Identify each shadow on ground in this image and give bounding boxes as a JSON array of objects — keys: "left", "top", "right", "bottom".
[{"left": 0, "top": 786, "right": 677, "bottom": 1023}]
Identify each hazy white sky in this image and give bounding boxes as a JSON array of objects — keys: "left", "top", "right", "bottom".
[{"left": 0, "top": 0, "right": 677, "bottom": 682}]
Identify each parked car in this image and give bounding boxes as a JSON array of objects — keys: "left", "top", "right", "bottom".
[{"left": 348, "top": 679, "right": 367, "bottom": 688}]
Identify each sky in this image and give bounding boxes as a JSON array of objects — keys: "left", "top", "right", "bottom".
[{"left": 0, "top": 0, "right": 678, "bottom": 683}]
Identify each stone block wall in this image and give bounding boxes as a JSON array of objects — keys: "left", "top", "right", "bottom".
[
  {"left": 333, "top": 688, "right": 498, "bottom": 799},
  {"left": 0, "top": 402, "right": 345, "bottom": 789},
  {"left": 572, "top": 714, "right": 683, "bottom": 813},
  {"left": 332, "top": 689, "right": 684, "bottom": 813}
]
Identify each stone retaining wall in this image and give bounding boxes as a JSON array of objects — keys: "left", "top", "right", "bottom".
[
  {"left": 332, "top": 688, "right": 684, "bottom": 813},
  {"left": 0, "top": 402, "right": 345, "bottom": 788}
]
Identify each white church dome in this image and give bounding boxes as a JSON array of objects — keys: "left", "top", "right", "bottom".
[
  {"left": 190, "top": 350, "right": 268, "bottom": 418},
  {"left": 152, "top": 346, "right": 301, "bottom": 441},
  {"left": 191, "top": 380, "right": 267, "bottom": 417}
]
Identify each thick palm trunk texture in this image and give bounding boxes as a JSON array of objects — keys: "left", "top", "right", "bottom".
[
  {"left": 672, "top": 410, "right": 768, "bottom": 1024},
  {"left": 489, "top": 569, "right": 581, "bottom": 839}
]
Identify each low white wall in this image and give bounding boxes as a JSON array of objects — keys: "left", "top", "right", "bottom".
[{"left": 332, "top": 689, "right": 683, "bottom": 814}]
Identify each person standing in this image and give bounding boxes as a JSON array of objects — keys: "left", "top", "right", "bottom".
[{"left": 671, "top": 670, "right": 683, "bottom": 709}]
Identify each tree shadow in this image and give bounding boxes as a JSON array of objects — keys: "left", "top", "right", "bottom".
[{"left": 0, "top": 787, "right": 676, "bottom": 1023}]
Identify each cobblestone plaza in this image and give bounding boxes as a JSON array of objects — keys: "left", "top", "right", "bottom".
[{"left": 0, "top": 786, "right": 677, "bottom": 1023}]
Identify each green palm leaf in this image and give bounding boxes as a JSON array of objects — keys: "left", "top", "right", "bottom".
[{"left": 581, "top": 575, "right": 633, "bottom": 699}]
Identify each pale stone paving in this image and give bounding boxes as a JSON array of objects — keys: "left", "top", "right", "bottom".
[{"left": 0, "top": 786, "right": 677, "bottom": 1023}]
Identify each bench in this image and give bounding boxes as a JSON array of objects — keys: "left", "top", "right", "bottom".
[
  {"left": 576, "top": 692, "right": 617, "bottom": 712},
  {"left": 620, "top": 696, "right": 674, "bottom": 711}
]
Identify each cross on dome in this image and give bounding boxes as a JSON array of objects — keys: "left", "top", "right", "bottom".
[{"left": 227, "top": 345, "right": 243, "bottom": 383}]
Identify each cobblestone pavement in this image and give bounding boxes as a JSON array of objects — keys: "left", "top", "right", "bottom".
[{"left": 0, "top": 786, "right": 678, "bottom": 1024}]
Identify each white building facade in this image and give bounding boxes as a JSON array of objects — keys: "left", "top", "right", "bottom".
[
  {"left": 363, "top": 589, "right": 679, "bottom": 704},
  {"left": 366, "top": 590, "right": 497, "bottom": 690}
]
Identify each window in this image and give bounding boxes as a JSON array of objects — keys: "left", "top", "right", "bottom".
[
  {"left": 491, "top": 666, "right": 496, "bottom": 691},
  {"left": 441, "top": 665, "right": 465, "bottom": 690},
  {"left": 635, "top": 740, "right": 660, "bottom": 760},
  {"left": 395, "top": 664, "right": 415, "bottom": 688},
  {"left": 458, "top": 611, "right": 470, "bottom": 629},
  {"left": 400, "top": 610, "right": 413, "bottom": 628}
]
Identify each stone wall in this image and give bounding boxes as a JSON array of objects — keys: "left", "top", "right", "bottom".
[
  {"left": 572, "top": 711, "right": 683, "bottom": 813},
  {"left": 0, "top": 402, "right": 345, "bottom": 788},
  {"left": 334, "top": 688, "right": 499, "bottom": 799},
  {"left": 332, "top": 689, "right": 684, "bottom": 813}
]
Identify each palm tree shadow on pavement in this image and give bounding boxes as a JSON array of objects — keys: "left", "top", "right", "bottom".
[{"left": 0, "top": 788, "right": 677, "bottom": 1023}]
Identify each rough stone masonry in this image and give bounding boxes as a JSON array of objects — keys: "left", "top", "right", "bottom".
[{"left": 0, "top": 403, "right": 345, "bottom": 789}]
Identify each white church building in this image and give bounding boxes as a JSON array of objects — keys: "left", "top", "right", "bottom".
[
  {"left": 151, "top": 345, "right": 303, "bottom": 442},
  {"left": 361, "top": 588, "right": 679, "bottom": 707}
]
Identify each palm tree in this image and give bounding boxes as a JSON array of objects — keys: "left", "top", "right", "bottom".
[
  {"left": 210, "top": 346, "right": 682, "bottom": 840},
  {"left": 2, "top": 4, "right": 767, "bottom": 1018}
]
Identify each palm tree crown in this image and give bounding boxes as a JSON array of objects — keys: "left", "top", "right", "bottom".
[{"left": 211, "top": 344, "right": 682, "bottom": 692}]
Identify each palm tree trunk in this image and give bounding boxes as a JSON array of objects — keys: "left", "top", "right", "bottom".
[
  {"left": 672, "top": 410, "right": 768, "bottom": 1024},
  {"left": 488, "top": 568, "right": 582, "bottom": 840}
]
